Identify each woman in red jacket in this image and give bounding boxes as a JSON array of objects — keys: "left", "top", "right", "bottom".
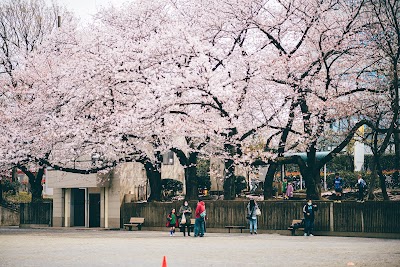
[{"left": 194, "top": 199, "right": 206, "bottom": 237}]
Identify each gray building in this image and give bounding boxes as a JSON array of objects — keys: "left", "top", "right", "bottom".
[{"left": 47, "top": 153, "right": 185, "bottom": 228}]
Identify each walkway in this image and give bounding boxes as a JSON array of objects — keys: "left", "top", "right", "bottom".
[{"left": 1, "top": 228, "right": 399, "bottom": 266}]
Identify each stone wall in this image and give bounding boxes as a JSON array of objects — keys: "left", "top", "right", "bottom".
[{"left": 0, "top": 206, "right": 19, "bottom": 226}]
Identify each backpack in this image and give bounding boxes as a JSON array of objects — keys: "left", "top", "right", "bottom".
[{"left": 361, "top": 179, "right": 367, "bottom": 188}]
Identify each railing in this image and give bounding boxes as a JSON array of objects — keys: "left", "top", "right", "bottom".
[
  {"left": 121, "top": 200, "right": 400, "bottom": 233},
  {"left": 20, "top": 202, "right": 52, "bottom": 226}
]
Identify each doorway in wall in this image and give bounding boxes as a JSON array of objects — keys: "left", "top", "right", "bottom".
[
  {"left": 72, "top": 188, "right": 85, "bottom": 227},
  {"left": 89, "top": 193, "right": 100, "bottom": 227}
]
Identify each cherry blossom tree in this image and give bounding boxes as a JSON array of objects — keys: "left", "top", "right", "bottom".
[
  {"left": 0, "top": 0, "right": 73, "bottom": 201},
  {"left": 228, "top": 0, "right": 377, "bottom": 199},
  {"left": 4, "top": 0, "right": 397, "bottom": 203},
  {"left": 356, "top": 0, "right": 400, "bottom": 200}
]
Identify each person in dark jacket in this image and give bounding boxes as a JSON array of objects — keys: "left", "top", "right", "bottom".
[
  {"left": 178, "top": 200, "right": 192, "bottom": 236},
  {"left": 303, "top": 199, "right": 318, "bottom": 236},
  {"left": 356, "top": 175, "right": 367, "bottom": 202},
  {"left": 334, "top": 172, "right": 344, "bottom": 202}
]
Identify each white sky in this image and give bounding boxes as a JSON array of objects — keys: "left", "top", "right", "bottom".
[{"left": 48, "top": 0, "right": 130, "bottom": 24}]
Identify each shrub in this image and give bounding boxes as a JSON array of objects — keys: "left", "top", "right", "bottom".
[
  {"left": 2, "top": 180, "right": 20, "bottom": 195},
  {"left": 161, "top": 178, "right": 183, "bottom": 200},
  {"left": 4, "top": 191, "right": 32, "bottom": 203},
  {"left": 326, "top": 154, "right": 354, "bottom": 172},
  {"left": 365, "top": 154, "right": 397, "bottom": 171},
  {"left": 197, "top": 159, "right": 211, "bottom": 190},
  {"left": 326, "top": 154, "right": 397, "bottom": 173}
]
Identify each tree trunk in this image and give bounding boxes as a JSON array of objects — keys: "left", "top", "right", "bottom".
[
  {"left": 347, "top": 153, "right": 355, "bottom": 172},
  {"left": 394, "top": 131, "right": 400, "bottom": 185},
  {"left": 12, "top": 167, "right": 17, "bottom": 182},
  {"left": 184, "top": 160, "right": 198, "bottom": 200},
  {"left": 223, "top": 158, "right": 235, "bottom": 200},
  {"left": 0, "top": 180, "right": 3, "bottom": 201},
  {"left": 299, "top": 165, "right": 321, "bottom": 200},
  {"left": 377, "top": 157, "right": 389, "bottom": 200},
  {"left": 368, "top": 160, "right": 377, "bottom": 200},
  {"left": 171, "top": 148, "right": 200, "bottom": 201},
  {"left": 305, "top": 170, "right": 321, "bottom": 200},
  {"left": 145, "top": 161, "right": 162, "bottom": 202},
  {"left": 19, "top": 166, "right": 45, "bottom": 202},
  {"left": 302, "top": 148, "right": 321, "bottom": 200},
  {"left": 30, "top": 167, "right": 45, "bottom": 202},
  {"left": 395, "top": 131, "right": 400, "bottom": 173},
  {"left": 263, "top": 162, "right": 277, "bottom": 199}
]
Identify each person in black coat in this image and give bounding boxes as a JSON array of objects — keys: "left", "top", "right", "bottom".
[{"left": 302, "top": 199, "right": 318, "bottom": 236}]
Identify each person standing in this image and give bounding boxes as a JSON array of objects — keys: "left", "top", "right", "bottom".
[
  {"left": 178, "top": 200, "right": 192, "bottom": 236},
  {"left": 285, "top": 182, "right": 294, "bottom": 200},
  {"left": 247, "top": 199, "right": 258, "bottom": 234},
  {"left": 303, "top": 199, "right": 318, "bottom": 236},
  {"left": 282, "top": 178, "right": 288, "bottom": 197},
  {"left": 334, "top": 173, "right": 344, "bottom": 202},
  {"left": 356, "top": 175, "right": 366, "bottom": 202},
  {"left": 166, "top": 208, "right": 178, "bottom": 236},
  {"left": 194, "top": 199, "right": 206, "bottom": 237}
]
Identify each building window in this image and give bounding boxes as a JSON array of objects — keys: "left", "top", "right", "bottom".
[{"left": 163, "top": 151, "right": 174, "bottom": 165}]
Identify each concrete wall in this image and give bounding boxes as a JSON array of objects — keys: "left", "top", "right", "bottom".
[
  {"left": 209, "top": 158, "right": 261, "bottom": 192},
  {"left": 111, "top": 163, "right": 150, "bottom": 227},
  {"left": 0, "top": 206, "right": 19, "bottom": 226},
  {"left": 116, "top": 162, "right": 147, "bottom": 201},
  {"left": 52, "top": 188, "right": 64, "bottom": 227},
  {"left": 162, "top": 136, "right": 187, "bottom": 185},
  {"left": 107, "top": 186, "right": 121, "bottom": 228},
  {"left": 210, "top": 158, "right": 224, "bottom": 192},
  {"left": 161, "top": 153, "right": 185, "bottom": 182},
  {"left": 47, "top": 170, "right": 110, "bottom": 188}
]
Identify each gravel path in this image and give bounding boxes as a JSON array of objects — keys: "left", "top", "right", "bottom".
[{"left": 1, "top": 227, "right": 400, "bottom": 267}]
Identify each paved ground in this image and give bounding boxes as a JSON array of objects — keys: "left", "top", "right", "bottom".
[{"left": 1, "top": 227, "right": 400, "bottom": 267}]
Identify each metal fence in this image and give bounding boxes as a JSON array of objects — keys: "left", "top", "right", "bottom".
[
  {"left": 20, "top": 202, "right": 52, "bottom": 226},
  {"left": 121, "top": 200, "right": 400, "bottom": 233}
]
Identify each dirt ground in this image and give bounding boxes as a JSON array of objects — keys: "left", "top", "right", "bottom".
[{"left": 1, "top": 227, "right": 400, "bottom": 267}]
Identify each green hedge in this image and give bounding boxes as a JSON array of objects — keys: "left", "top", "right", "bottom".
[
  {"left": 197, "top": 159, "right": 211, "bottom": 190},
  {"left": 327, "top": 154, "right": 397, "bottom": 173},
  {"left": 2, "top": 179, "right": 20, "bottom": 194},
  {"left": 326, "top": 154, "right": 354, "bottom": 172},
  {"left": 364, "top": 154, "right": 397, "bottom": 171}
]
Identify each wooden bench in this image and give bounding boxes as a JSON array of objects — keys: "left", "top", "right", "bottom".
[
  {"left": 225, "top": 225, "right": 246, "bottom": 233},
  {"left": 179, "top": 219, "right": 195, "bottom": 232},
  {"left": 288, "top": 219, "right": 304, "bottom": 236},
  {"left": 124, "top": 217, "right": 145, "bottom": 231}
]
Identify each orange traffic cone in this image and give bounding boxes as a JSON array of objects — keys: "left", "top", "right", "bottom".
[{"left": 162, "top": 256, "right": 167, "bottom": 267}]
